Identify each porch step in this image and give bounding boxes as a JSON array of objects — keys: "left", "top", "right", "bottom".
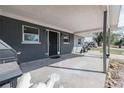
[{"left": 49, "top": 55, "right": 60, "bottom": 59}]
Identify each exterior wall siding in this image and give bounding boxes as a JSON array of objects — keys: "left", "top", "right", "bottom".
[
  {"left": 0, "top": 16, "right": 2, "bottom": 39},
  {"left": 60, "top": 32, "right": 74, "bottom": 54},
  {"left": 0, "top": 15, "right": 74, "bottom": 63}
]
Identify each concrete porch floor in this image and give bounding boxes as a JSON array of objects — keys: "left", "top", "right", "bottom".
[{"left": 20, "top": 52, "right": 106, "bottom": 88}]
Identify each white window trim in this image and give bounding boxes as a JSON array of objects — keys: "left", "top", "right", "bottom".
[
  {"left": 21, "top": 41, "right": 41, "bottom": 44},
  {"left": 64, "top": 42, "right": 70, "bottom": 44},
  {"left": 22, "top": 25, "right": 40, "bottom": 44},
  {"left": 63, "top": 34, "right": 70, "bottom": 44}
]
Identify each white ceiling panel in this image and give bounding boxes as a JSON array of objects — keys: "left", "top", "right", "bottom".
[{"left": 0, "top": 5, "right": 121, "bottom": 35}]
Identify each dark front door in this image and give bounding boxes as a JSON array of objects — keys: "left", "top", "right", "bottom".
[{"left": 49, "top": 31, "right": 58, "bottom": 56}]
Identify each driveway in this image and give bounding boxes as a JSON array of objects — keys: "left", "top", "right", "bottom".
[{"left": 20, "top": 53, "right": 106, "bottom": 88}]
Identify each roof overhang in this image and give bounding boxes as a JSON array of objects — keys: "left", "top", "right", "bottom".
[{"left": 0, "top": 5, "right": 121, "bottom": 36}]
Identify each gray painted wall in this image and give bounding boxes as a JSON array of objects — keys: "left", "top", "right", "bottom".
[
  {"left": 0, "top": 16, "right": 74, "bottom": 63},
  {"left": 60, "top": 32, "right": 74, "bottom": 54},
  {"left": 0, "top": 16, "right": 2, "bottom": 39}
]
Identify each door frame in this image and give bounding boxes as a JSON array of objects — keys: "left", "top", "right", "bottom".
[{"left": 46, "top": 29, "right": 60, "bottom": 56}]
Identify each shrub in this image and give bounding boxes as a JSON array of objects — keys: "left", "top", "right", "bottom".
[{"left": 112, "top": 40, "right": 120, "bottom": 45}]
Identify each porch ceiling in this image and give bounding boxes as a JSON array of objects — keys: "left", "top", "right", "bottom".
[{"left": 0, "top": 5, "right": 121, "bottom": 35}]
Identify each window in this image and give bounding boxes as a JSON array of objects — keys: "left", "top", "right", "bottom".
[
  {"left": 22, "top": 25, "right": 40, "bottom": 44},
  {"left": 63, "top": 34, "right": 70, "bottom": 44},
  {"left": 78, "top": 39, "right": 81, "bottom": 45}
]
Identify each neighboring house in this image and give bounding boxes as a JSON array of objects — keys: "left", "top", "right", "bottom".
[
  {"left": 0, "top": 15, "right": 74, "bottom": 64},
  {"left": 84, "top": 37, "right": 94, "bottom": 43},
  {"left": 72, "top": 35, "right": 84, "bottom": 53}
]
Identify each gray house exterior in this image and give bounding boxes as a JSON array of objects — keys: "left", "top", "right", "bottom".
[{"left": 0, "top": 15, "right": 74, "bottom": 64}]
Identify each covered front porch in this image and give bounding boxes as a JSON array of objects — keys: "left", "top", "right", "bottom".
[
  {"left": 20, "top": 52, "right": 106, "bottom": 88},
  {"left": 0, "top": 5, "right": 121, "bottom": 88}
]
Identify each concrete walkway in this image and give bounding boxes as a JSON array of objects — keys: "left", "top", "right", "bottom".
[
  {"left": 20, "top": 53, "right": 106, "bottom": 88},
  {"left": 91, "top": 49, "right": 124, "bottom": 60},
  {"left": 110, "top": 54, "right": 124, "bottom": 60}
]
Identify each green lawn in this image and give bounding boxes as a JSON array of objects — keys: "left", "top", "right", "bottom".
[
  {"left": 111, "top": 45, "right": 124, "bottom": 49},
  {"left": 92, "top": 47, "right": 124, "bottom": 55}
]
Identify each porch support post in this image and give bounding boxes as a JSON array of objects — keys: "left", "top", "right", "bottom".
[
  {"left": 103, "top": 10, "right": 107, "bottom": 73},
  {"left": 107, "top": 28, "right": 111, "bottom": 57}
]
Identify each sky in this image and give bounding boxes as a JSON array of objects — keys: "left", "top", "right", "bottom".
[
  {"left": 114, "top": 6, "right": 124, "bottom": 36},
  {"left": 118, "top": 6, "right": 124, "bottom": 27}
]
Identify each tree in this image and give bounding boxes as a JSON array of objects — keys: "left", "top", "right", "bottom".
[{"left": 93, "top": 32, "right": 103, "bottom": 46}]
